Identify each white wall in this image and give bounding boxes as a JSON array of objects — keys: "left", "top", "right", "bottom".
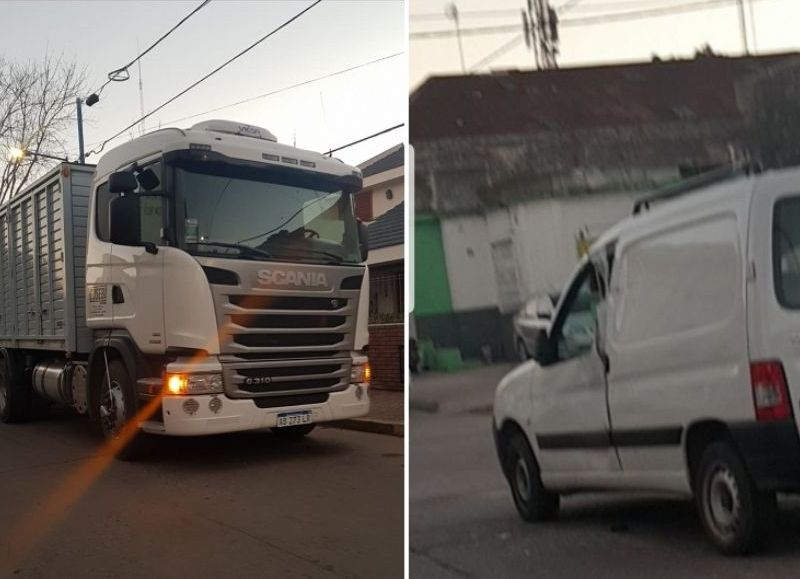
[
  {"left": 439, "top": 192, "right": 639, "bottom": 314},
  {"left": 364, "top": 168, "right": 403, "bottom": 221}
]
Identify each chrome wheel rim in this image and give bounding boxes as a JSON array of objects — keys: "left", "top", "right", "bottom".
[
  {"left": 99, "top": 379, "right": 126, "bottom": 438},
  {"left": 514, "top": 455, "right": 532, "bottom": 503},
  {"left": 705, "top": 466, "right": 741, "bottom": 541}
]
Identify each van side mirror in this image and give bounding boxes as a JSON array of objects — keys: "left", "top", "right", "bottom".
[
  {"left": 357, "top": 220, "right": 369, "bottom": 261},
  {"left": 531, "top": 327, "right": 557, "bottom": 366},
  {"left": 109, "top": 171, "right": 138, "bottom": 194}
]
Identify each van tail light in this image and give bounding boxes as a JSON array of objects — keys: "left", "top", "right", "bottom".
[{"left": 750, "top": 360, "right": 792, "bottom": 421}]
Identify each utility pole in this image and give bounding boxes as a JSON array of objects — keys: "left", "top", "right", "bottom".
[
  {"left": 737, "top": 0, "right": 750, "bottom": 55},
  {"left": 445, "top": 3, "right": 466, "bottom": 74},
  {"left": 76, "top": 97, "right": 85, "bottom": 164}
]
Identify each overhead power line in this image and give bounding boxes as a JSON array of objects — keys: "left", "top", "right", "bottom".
[
  {"left": 87, "top": 0, "right": 322, "bottom": 158},
  {"left": 160, "top": 52, "right": 403, "bottom": 126},
  {"left": 470, "top": 34, "right": 525, "bottom": 70},
  {"left": 326, "top": 124, "right": 404, "bottom": 156},
  {"left": 93, "top": 0, "right": 211, "bottom": 96},
  {"left": 411, "top": 0, "right": 773, "bottom": 40}
]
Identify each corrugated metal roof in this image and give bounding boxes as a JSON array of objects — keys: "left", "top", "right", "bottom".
[
  {"left": 359, "top": 144, "right": 404, "bottom": 177},
  {"left": 367, "top": 202, "right": 404, "bottom": 250},
  {"left": 410, "top": 53, "right": 800, "bottom": 142}
]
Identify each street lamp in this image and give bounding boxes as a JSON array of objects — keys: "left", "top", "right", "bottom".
[{"left": 7, "top": 147, "right": 68, "bottom": 163}]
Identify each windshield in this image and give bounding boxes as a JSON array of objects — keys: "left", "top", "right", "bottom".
[{"left": 173, "top": 163, "right": 361, "bottom": 264}]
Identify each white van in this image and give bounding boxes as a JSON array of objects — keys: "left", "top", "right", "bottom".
[{"left": 493, "top": 166, "right": 800, "bottom": 554}]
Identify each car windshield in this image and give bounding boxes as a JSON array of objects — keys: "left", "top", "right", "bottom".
[{"left": 173, "top": 163, "right": 361, "bottom": 264}]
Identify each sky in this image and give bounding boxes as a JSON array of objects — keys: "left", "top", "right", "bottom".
[
  {"left": 1, "top": 0, "right": 405, "bottom": 167},
  {"left": 410, "top": 0, "right": 800, "bottom": 89}
]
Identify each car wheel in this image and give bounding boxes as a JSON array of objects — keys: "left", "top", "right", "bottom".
[
  {"left": 695, "top": 441, "right": 776, "bottom": 555},
  {"left": 91, "top": 358, "right": 150, "bottom": 461},
  {"left": 271, "top": 424, "right": 316, "bottom": 440},
  {"left": 505, "top": 430, "right": 559, "bottom": 521}
]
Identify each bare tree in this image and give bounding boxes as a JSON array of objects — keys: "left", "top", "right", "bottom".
[{"left": 0, "top": 55, "right": 85, "bottom": 204}]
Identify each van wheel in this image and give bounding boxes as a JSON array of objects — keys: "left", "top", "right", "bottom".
[
  {"left": 506, "top": 431, "right": 559, "bottom": 521},
  {"left": 271, "top": 424, "right": 315, "bottom": 440},
  {"left": 91, "top": 358, "right": 150, "bottom": 461},
  {"left": 695, "top": 442, "right": 776, "bottom": 555},
  {"left": 0, "top": 351, "right": 31, "bottom": 423}
]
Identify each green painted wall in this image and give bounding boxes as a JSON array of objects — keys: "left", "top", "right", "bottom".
[{"left": 414, "top": 215, "right": 453, "bottom": 316}]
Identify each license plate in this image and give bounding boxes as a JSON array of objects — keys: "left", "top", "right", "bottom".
[{"left": 276, "top": 411, "right": 312, "bottom": 427}]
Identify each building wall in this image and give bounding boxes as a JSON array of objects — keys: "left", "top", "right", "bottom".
[
  {"left": 368, "top": 323, "right": 403, "bottom": 390},
  {"left": 366, "top": 170, "right": 403, "bottom": 221}
]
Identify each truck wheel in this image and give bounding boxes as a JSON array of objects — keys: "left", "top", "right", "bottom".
[
  {"left": 0, "top": 351, "right": 31, "bottom": 423},
  {"left": 271, "top": 424, "right": 316, "bottom": 440},
  {"left": 695, "top": 442, "right": 776, "bottom": 555},
  {"left": 505, "top": 431, "right": 559, "bottom": 521},
  {"left": 91, "top": 358, "right": 149, "bottom": 461}
]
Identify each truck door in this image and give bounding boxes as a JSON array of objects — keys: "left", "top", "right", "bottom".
[
  {"left": 107, "top": 171, "right": 165, "bottom": 354},
  {"left": 531, "top": 255, "right": 620, "bottom": 474}
]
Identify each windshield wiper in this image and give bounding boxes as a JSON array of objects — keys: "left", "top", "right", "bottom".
[{"left": 191, "top": 241, "right": 272, "bottom": 260}]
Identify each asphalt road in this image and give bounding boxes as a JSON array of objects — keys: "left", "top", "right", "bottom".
[
  {"left": 0, "top": 410, "right": 403, "bottom": 579},
  {"left": 410, "top": 364, "right": 800, "bottom": 578}
]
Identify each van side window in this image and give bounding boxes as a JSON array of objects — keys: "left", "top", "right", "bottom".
[
  {"left": 773, "top": 197, "right": 800, "bottom": 309},
  {"left": 552, "top": 264, "right": 602, "bottom": 361}
]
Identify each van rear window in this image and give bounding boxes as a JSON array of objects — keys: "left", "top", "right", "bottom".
[{"left": 773, "top": 197, "right": 800, "bottom": 309}]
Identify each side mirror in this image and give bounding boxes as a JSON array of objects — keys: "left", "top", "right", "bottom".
[
  {"left": 109, "top": 195, "right": 141, "bottom": 246},
  {"left": 109, "top": 171, "right": 138, "bottom": 194},
  {"left": 136, "top": 168, "right": 160, "bottom": 191},
  {"left": 357, "top": 220, "right": 369, "bottom": 262},
  {"left": 530, "top": 327, "right": 556, "bottom": 366}
]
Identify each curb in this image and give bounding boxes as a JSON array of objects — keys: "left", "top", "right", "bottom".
[{"left": 328, "top": 418, "right": 404, "bottom": 437}]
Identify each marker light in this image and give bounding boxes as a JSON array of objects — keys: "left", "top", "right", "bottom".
[{"left": 350, "top": 361, "right": 372, "bottom": 385}]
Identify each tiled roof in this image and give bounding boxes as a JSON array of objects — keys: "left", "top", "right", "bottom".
[
  {"left": 410, "top": 53, "right": 800, "bottom": 141},
  {"left": 367, "top": 202, "right": 404, "bottom": 250},
  {"left": 359, "top": 144, "right": 404, "bottom": 177}
]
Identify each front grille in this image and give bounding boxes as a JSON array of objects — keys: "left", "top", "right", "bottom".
[
  {"left": 225, "top": 351, "right": 340, "bottom": 360},
  {"left": 229, "top": 295, "right": 347, "bottom": 311},
  {"left": 233, "top": 333, "right": 344, "bottom": 348},
  {"left": 241, "top": 377, "right": 340, "bottom": 394},
  {"left": 253, "top": 393, "right": 329, "bottom": 408},
  {"left": 230, "top": 314, "right": 345, "bottom": 328},
  {"left": 237, "top": 365, "right": 341, "bottom": 378}
]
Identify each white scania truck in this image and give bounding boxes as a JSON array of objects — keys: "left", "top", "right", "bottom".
[{"left": 0, "top": 120, "right": 372, "bottom": 457}]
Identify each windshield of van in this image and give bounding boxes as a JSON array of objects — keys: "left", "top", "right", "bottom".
[
  {"left": 773, "top": 196, "right": 800, "bottom": 308},
  {"left": 173, "top": 163, "right": 361, "bottom": 265}
]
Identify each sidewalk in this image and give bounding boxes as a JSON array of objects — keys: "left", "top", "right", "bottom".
[{"left": 328, "top": 387, "right": 405, "bottom": 437}]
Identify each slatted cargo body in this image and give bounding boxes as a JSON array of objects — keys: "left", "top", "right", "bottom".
[{"left": 0, "top": 164, "right": 94, "bottom": 354}]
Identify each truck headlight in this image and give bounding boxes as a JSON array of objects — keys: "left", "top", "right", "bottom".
[
  {"left": 350, "top": 361, "right": 371, "bottom": 385},
  {"left": 165, "top": 373, "right": 223, "bottom": 395}
]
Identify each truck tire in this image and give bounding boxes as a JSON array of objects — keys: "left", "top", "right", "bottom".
[
  {"left": 505, "top": 430, "right": 559, "bottom": 521},
  {"left": 271, "top": 424, "right": 316, "bottom": 440},
  {"left": 0, "top": 350, "right": 32, "bottom": 423},
  {"left": 695, "top": 441, "right": 776, "bottom": 555},
  {"left": 91, "top": 358, "right": 150, "bottom": 461}
]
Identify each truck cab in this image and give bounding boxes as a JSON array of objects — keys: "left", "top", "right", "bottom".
[{"left": 0, "top": 119, "right": 371, "bottom": 456}]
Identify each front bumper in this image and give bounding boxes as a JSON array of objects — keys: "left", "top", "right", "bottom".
[{"left": 141, "top": 383, "right": 370, "bottom": 436}]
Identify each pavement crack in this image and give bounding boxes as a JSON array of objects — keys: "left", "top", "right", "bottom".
[
  {"left": 200, "top": 514, "right": 348, "bottom": 578},
  {"left": 410, "top": 545, "right": 472, "bottom": 578}
]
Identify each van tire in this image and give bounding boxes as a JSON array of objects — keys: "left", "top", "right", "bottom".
[
  {"left": 0, "top": 350, "right": 32, "bottom": 423},
  {"left": 695, "top": 441, "right": 776, "bottom": 555},
  {"left": 506, "top": 431, "right": 559, "bottom": 521}
]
